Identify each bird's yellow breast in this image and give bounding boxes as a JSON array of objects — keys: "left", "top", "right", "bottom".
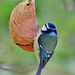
[{"left": 34, "top": 30, "right": 42, "bottom": 61}]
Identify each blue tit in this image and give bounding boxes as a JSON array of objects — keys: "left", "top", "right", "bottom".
[{"left": 34, "top": 22, "right": 58, "bottom": 75}]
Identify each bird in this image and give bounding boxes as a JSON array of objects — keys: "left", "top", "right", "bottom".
[{"left": 34, "top": 22, "right": 58, "bottom": 75}]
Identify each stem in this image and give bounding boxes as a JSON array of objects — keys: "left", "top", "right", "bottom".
[
  {"left": 36, "top": 62, "right": 42, "bottom": 75},
  {"left": 74, "top": 0, "right": 75, "bottom": 9},
  {"left": 28, "top": 0, "right": 32, "bottom": 4},
  {"left": 0, "top": 63, "right": 36, "bottom": 74},
  {"left": 62, "top": 0, "right": 75, "bottom": 11},
  {"left": 62, "top": 0, "right": 67, "bottom": 8}
]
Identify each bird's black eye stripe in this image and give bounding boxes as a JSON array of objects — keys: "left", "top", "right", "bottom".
[{"left": 45, "top": 24, "right": 48, "bottom": 29}]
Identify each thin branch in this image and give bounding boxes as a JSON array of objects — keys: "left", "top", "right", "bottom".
[
  {"left": 74, "top": 0, "right": 75, "bottom": 8},
  {"left": 0, "top": 63, "right": 37, "bottom": 74},
  {"left": 62, "top": 0, "right": 75, "bottom": 11},
  {"left": 62, "top": 0, "right": 67, "bottom": 8},
  {"left": 74, "top": 0, "right": 75, "bottom": 3}
]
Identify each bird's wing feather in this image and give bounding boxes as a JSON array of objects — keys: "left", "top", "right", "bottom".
[
  {"left": 38, "top": 34, "right": 57, "bottom": 52},
  {"left": 38, "top": 34, "right": 57, "bottom": 63}
]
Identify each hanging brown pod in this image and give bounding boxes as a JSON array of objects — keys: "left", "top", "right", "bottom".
[{"left": 9, "top": 0, "right": 37, "bottom": 52}]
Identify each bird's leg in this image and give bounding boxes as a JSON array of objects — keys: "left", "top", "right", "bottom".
[{"left": 32, "top": 25, "right": 39, "bottom": 40}]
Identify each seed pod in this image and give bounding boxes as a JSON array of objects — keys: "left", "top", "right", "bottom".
[{"left": 9, "top": 0, "right": 37, "bottom": 52}]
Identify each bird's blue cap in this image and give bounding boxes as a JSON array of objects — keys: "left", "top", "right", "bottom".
[
  {"left": 41, "top": 22, "right": 57, "bottom": 35},
  {"left": 47, "top": 22, "right": 56, "bottom": 29}
]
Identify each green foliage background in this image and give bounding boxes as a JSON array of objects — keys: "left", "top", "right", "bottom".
[{"left": 0, "top": 0, "right": 75, "bottom": 75}]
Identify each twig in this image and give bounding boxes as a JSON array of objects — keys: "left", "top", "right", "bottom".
[
  {"left": 62, "top": 0, "right": 67, "bottom": 8},
  {"left": 62, "top": 0, "right": 75, "bottom": 11},
  {"left": 74, "top": 0, "right": 75, "bottom": 8},
  {"left": 0, "top": 63, "right": 36, "bottom": 74}
]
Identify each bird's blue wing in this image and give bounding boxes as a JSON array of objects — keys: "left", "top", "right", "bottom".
[
  {"left": 38, "top": 34, "right": 54, "bottom": 68},
  {"left": 36, "top": 33, "right": 57, "bottom": 75},
  {"left": 39, "top": 44, "right": 54, "bottom": 67},
  {"left": 36, "top": 42, "right": 54, "bottom": 75}
]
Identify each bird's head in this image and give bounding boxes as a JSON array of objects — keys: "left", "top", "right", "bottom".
[{"left": 41, "top": 22, "right": 57, "bottom": 36}]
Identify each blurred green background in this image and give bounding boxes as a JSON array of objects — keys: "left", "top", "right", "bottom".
[{"left": 0, "top": 0, "right": 75, "bottom": 75}]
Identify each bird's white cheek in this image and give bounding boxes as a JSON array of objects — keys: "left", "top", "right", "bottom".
[{"left": 41, "top": 25, "right": 47, "bottom": 31}]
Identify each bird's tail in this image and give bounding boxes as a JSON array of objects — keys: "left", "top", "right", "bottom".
[{"left": 36, "top": 62, "right": 43, "bottom": 75}]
